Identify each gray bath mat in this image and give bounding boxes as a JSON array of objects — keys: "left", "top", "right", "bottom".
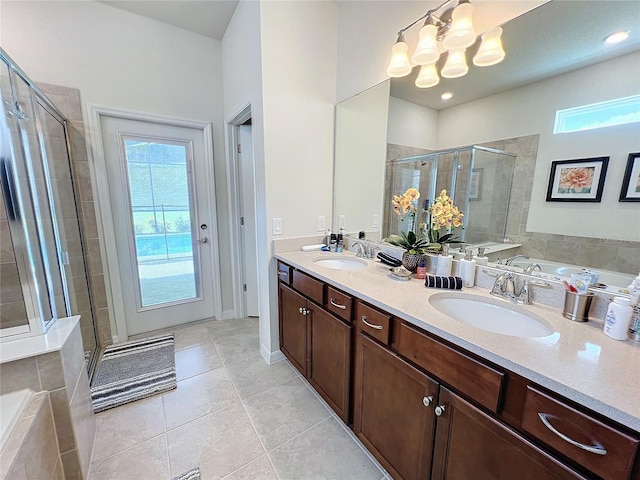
[
  {"left": 91, "top": 333, "right": 176, "bottom": 413},
  {"left": 172, "top": 467, "right": 201, "bottom": 480}
]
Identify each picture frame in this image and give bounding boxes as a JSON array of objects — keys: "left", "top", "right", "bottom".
[
  {"left": 619, "top": 152, "right": 640, "bottom": 202},
  {"left": 546, "top": 157, "right": 609, "bottom": 202},
  {"left": 469, "top": 168, "right": 483, "bottom": 201}
]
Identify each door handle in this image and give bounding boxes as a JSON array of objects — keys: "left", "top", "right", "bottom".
[{"left": 196, "top": 236, "right": 208, "bottom": 244}]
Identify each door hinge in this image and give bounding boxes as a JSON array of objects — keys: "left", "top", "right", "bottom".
[
  {"left": 237, "top": 143, "right": 241, "bottom": 154},
  {"left": 240, "top": 216, "right": 245, "bottom": 226},
  {"left": 243, "top": 284, "right": 247, "bottom": 292}
]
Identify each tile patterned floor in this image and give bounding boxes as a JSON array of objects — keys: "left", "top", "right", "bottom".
[{"left": 88, "top": 318, "right": 388, "bottom": 480}]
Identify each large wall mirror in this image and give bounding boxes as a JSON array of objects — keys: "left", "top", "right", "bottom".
[{"left": 333, "top": 0, "right": 640, "bottom": 289}]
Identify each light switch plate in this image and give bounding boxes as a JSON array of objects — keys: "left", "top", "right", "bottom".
[
  {"left": 317, "top": 215, "right": 326, "bottom": 232},
  {"left": 338, "top": 215, "right": 346, "bottom": 229},
  {"left": 372, "top": 214, "right": 379, "bottom": 228},
  {"left": 272, "top": 218, "right": 283, "bottom": 235}
]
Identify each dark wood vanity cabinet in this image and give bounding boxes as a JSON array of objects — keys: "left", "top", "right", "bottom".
[
  {"left": 354, "top": 332, "right": 438, "bottom": 480},
  {"left": 276, "top": 261, "right": 640, "bottom": 480},
  {"left": 277, "top": 264, "right": 351, "bottom": 422},
  {"left": 431, "top": 387, "right": 588, "bottom": 480}
]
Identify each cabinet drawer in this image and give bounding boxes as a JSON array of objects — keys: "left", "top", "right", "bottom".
[
  {"left": 521, "top": 387, "right": 639, "bottom": 480},
  {"left": 325, "top": 287, "right": 353, "bottom": 322},
  {"left": 277, "top": 261, "right": 292, "bottom": 285},
  {"left": 356, "top": 301, "right": 391, "bottom": 345},
  {"left": 398, "top": 323, "right": 504, "bottom": 413},
  {"left": 292, "top": 269, "right": 324, "bottom": 305}
]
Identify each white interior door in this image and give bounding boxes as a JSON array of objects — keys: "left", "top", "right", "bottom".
[
  {"left": 100, "top": 115, "right": 217, "bottom": 336},
  {"left": 239, "top": 125, "right": 259, "bottom": 317}
]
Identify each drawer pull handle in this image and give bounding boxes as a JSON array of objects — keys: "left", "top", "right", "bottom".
[
  {"left": 361, "top": 316, "right": 383, "bottom": 330},
  {"left": 538, "top": 413, "right": 607, "bottom": 456},
  {"left": 278, "top": 271, "right": 288, "bottom": 276},
  {"left": 422, "top": 396, "right": 433, "bottom": 407},
  {"left": 435, "top": 405, "right": 446, "bottom": 416},
  {"left": 330, "top": 298, "right": 347, "bottom": 310}
]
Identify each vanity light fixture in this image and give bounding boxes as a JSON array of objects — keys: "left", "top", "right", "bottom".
[
  {"left": 386, "top": 0, "right": 505, "bottom": 88},
  {"left": 604, "top": 31, "right": 630, "bottom": 45}
]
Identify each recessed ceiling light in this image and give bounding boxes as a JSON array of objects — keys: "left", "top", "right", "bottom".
[
  {"left": 441, "top": 92, "right": 453, "bottom": 100},
  {"left": 604, "top": 31, "right": 630, "bottom": 45}
]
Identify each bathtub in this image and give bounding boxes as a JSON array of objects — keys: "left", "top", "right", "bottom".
[
  {"left": 509, "top": 258, "right": 635, "bottom": 288},
  {"left": 0, "top": 389, "right": 33, "bottom": 452}
]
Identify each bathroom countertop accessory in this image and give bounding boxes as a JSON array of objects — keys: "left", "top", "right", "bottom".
[{"left": 425, "top": 275, "right": 463, "bottom": 290}]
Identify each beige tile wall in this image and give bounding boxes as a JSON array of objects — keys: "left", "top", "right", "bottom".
[
  {"left": 0, "top": 392, "right": 62, "bottom": 480},
  {"left": 0, "top": 320, "right": 96, "bottom": 479},
  {"left": 481, "top": 134, "right": 640, "bottom": 277},
  {"left": 38, "top": 83, "right": 112, "bottom": 348}
]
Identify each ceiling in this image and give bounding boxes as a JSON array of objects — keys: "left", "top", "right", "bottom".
[
  {"left": 100, "top": 0, "right": 239, "bottom": 40},
  {"left": 391, "top": 0, "right": 640, "bottom": 110}
]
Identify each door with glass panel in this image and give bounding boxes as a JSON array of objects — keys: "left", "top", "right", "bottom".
[{"left": 100, "top": 116, "right": 216, "bottom": 336}]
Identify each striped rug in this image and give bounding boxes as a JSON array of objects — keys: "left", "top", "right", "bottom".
[
  {"left": 91, "top": 333, "right": 176, "bottom": 413},
  {"left": 172, "top": 467, "right": 201, "bottom": 480}
]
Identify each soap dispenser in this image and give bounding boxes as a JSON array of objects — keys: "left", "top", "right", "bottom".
[
  {"left": 473, "top": 247, "right": 488, "bottom": 266},
  {"left": 460, "top": 247, "right": 476, "bottom": 287},
  {"left": 436, "top": 245, "right": 453, "bottom": 276}
]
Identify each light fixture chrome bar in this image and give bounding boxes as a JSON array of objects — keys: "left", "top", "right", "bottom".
[{"left": 396, "top": 0, "right": 455, "bottom": 36}]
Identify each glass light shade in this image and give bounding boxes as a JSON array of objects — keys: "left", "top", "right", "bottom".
[
  {"left": 441, "top": 49, "right": 468, "bottom": 78},
  {"left": 411, "top": 24, "right": 440, "bottom": 66},
  {"left": 386, "top": 40, "right": 412, "bottom": 77},
  {"left": 415, "top": 64, "right": 440, "bottom": 88},
  {"left": 473, "top": 27, "right": 505, "bottom": 66},
  {"left": 443, "top": 2, "right": 476, "bottom": 50}
]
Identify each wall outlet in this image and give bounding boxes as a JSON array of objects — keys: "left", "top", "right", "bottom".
[
  {"left": 317, "top": 215, "right": 326, "bottom": 232},
  {"left": 272, "top": 218, "right": 283, "bottom": 235},
  {"left": 338, "top": 215, "right": 346, "bottom": 229},
  {"left": 372, "top": 214, "right": 379, "bottom": 228}
]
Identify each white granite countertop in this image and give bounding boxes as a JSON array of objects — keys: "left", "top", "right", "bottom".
[{"left": 275, "top": 250, "right": 640, "bottom": 432}]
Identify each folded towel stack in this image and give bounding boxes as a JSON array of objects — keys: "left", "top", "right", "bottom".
[{"left": 425, "top": 275, "right": 463, "bottom": 290}]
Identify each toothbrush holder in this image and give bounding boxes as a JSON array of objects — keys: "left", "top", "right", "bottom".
[{"left": 562, "top": 291, "right": 595, "bottom": 322}]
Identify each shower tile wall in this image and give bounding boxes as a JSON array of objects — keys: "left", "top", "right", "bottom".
[
  {"left": 38, "top": 83, "right": 113, "bottom": 347},
  {"left": 480, "top": 134, "right": 640, "bottom": 276},
  {"left": 0, "top": 192, "right": 29, "bottom": 330}
]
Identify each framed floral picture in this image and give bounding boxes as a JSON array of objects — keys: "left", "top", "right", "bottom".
[
  {"left": 546, "top": 157, "right": 609, "bottom": 202},
  {"left": 619, "top": 152, "right": 640, "bottom": 202}
]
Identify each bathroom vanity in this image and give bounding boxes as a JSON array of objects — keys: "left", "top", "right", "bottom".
[{"left": 276, "top": 251, "right": 640, "bottom": 480}]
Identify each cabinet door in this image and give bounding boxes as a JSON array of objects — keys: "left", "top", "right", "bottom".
[
  {"left": 432, "top": 387, "right": 588, "bottom": 480},
  {"left": 354, "top": 332, "right": 438, "bottom": 480},
  {"left": 308, "top": 307, "right": 351, "bottom": 423},
  {"left": 279, "top": 283, "right": 308, "bottom": 376}
]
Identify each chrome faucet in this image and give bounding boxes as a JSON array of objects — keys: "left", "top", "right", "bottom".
[
  {"left": 491, "top": 272, "right": 515, "bottom": 300},
  {"left": 504, "top": 254, "right": 530, "bottom": 266},
  {"left": 351, "top": 241, "right": 367, "bottom": 258},
  {"left": 491, "top": 272, "right": 533, "bottom": 304},
  {"left": 523, "top": 263, "right": 541, "bottom": 275}
]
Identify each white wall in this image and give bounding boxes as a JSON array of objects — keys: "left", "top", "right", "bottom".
[
  {"left": 1, "top": 1, "right": 233, "bottom": 319},
  {"left": 436, "top": 52, "right": 640, "bottom": 242},
  {"left": 258, "top": 0, "right": 339, "bottom": 357},
  {"left": 334, "top": 80, "right": 390, "bottom": 234},
  {"left": 388, "top": 96, "right": 438, "bottom": 149},
  {"left": 222, "top": 0, "right": 274, "bottom": 356}
]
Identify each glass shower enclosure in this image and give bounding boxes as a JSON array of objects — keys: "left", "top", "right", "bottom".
[
  {"left": 0, "top": 48, "right": 100, "bottom": 378},
  {"left": 383, "top": 145, "right": 516, "bottom": 245}
]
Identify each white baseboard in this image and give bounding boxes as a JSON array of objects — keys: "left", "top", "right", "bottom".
[
  {"left": 261, "top": 344, "right": 285, "bottom": 364},
  {"left": 221, "top": 309, "right": 236, "bottom": 320}
]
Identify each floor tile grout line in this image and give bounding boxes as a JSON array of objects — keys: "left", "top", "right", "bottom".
[
  {"left": 162, "top": 395, "right": 172, "bottom": 478},
  {"left": 221, "top": 352, "right": 273, "bottom": 478},
  {"left": 89, "top": 432, "right": 166, "bottom": 466},
  {"left": 263, "top": 414, "right": 334, "bottom": 454}
]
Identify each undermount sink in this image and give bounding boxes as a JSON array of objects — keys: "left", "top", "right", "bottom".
[
  {"left": 313, "top": 256, "right": 368, "bottom": 271},
  {"left": 429, "top": 293, "right": 554, "bottom": 338}
]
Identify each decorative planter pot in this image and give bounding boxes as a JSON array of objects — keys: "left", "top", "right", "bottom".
[{"left": 402, "top": 252, "right": 427, "bottom": 273}]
